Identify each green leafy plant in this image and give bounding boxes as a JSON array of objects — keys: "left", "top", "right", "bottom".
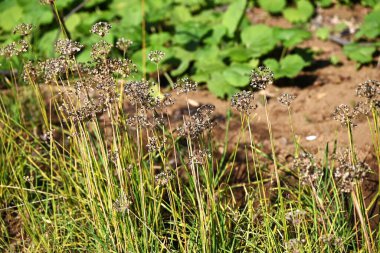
[{"left": 283, "top": 0, "right": 314, "bottom": 24}]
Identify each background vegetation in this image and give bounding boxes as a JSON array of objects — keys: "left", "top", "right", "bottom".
[{"left": 0, "top": 0, "right": 380, "bottom": 252}]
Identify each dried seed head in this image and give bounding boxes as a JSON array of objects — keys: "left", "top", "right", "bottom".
[
  {"left": 13, "top": 23, "right": 33, "bottom": 36},
  {"left": 250, "top": 66, "right": 274, "bottom": 90},
  {"left": 293, "top": 152, "right": 323, "bottom": 186},
  {"left": 332, "top": 104, "right": 358, "bottom": 127},
  {"left": 174, "top": 77, "right": 198, "bottom": 94},
  {"left": 146, "top": 136, "right": 166, "bottom": 153},
  {"left": 55, "top": 39, "right": 83, "bottom": 56},
  {"left": 356, "top": 80, "right": 380, "bottom": 100},
  {"left": 285, "top": 238, "right": 305, "bottom": 253},
  {"left": 285, "top": 209, "right": 307, "bottom": 226},
  {"left": 0, "top": 40, "right": 29, "bottom": 58},
  {"left": 354, "top": 101, "right": 371, "bottom": 116},
  {"left": 231, "top": 90, "right": 256, "bottom": 114},
  {"left": 177, "top": 104, "right": 215, "bottom": 139},
  {"left": 113, "top": 194, "right": 131, "bottom": 212},
  {"left": 90, "top": 22, "right": 112, "bottom": 37},
  {"left": 126, "top": 113, "right": 151, "bottom": 128},
  {"left": 155, "top": 171, "right": 173, "bottom": 186},
  {"left": 106, "top": 58, "right": 136, "bottom": 77},
  {"left": 22, "top": 61, "right": 39, "bottom": 83},
  {"left": 116, "top": 38, "right": 133, "bottom": 53},
  {"left": 334, "top": 150, "right": 371, "bottom": 193},
  {"left": 188, "top": 149, "right": 211, "bottom": 166},
  {"left": 91, "top": 40, "right": 112, "bottom": 60},
  {"left": 148, "top": 50, "right": 165, "bottom": 63},
  {"left": 39, "top": 57, "right": 68, "bottom": 82},
  {"left": 124, "top": 80, "right": 159, "bottom": 109},
  {"left": 278, "top": 93, "right": 296, "bottom": 106},
  {"left": 320, "top": 235, "right": 343, "bottom": 248}
]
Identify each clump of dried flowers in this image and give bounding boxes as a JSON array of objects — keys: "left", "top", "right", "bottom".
[
  {"left": 231, "top": 90, "right": 257, "bottom": 114},
  {"left": 334, "top": 149, "right": 371, "bottom": 193}
]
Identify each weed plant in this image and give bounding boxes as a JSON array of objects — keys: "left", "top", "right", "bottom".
[{"left": 0, "top": 18, "right": 380, "bottom": 253}]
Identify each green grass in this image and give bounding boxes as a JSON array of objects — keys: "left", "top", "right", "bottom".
[{"left": 1, "top": 16, "right": 380, "bottom": 252}]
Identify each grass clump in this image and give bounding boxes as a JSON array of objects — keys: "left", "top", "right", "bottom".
[{"left": 0, "top": 20, "right": 379, "bottom": 253}]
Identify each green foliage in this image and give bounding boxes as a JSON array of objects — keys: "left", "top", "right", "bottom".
[
  {"left": 315, "top": 27, "right": 330, "bottom": 40},
  {"left": 283, "top": 0, "right": 314, "bottom": 24},
  {"left": 264, "top": 54, "right": 307, "bottom": 79},
  {"left": 222, "top": 0, "right": 247, "bottom": 37},
  {"left": 343, "top": 43, "right": 376, "bottom": 65},
  {"left": 241, "top": 25, "right": 277, "bottom": 58},
  {"left": 274, "top": 27, "right": 311, "bottom": 48},
  {"left": 257, "top": 0, "right": 286, "bottom": 14},
  {"left": 355, "top": 9, "right": 380, "bottom": 39}
]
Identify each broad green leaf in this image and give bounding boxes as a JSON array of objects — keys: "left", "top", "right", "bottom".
[
  {"left": 195, "top": 60, "right": 226, "bottom": 75},
  {"left": 149, "top": 33, "right": 171, "bottom": 47},
  {"left": 173, "top": 21, "right": 211, "bottom": 44},
  {"left": 283, "top": 0, "right": 314, "bottom": 24},
  {"left": 111, "top": 0, "right": 142, "bottom": 26},
  {"left": 170, "top": 5, "right": 192, "bottom": 23},
  {"left": 222, "top": 46, "right": 252, "bottom": 62},
  {"left": 66, "top": 14, "right": 81, "bottom": 36},
  {"left": 0, "top": 3, "right": 23, "bottom": 31},
  {"left": 207, "top": 72, "right": 238, "bottom": 98},
  {"left": 274, "top": 28, "right": 311, "bottom": 48},
  {"left": 343, "top": 43, "right": 376, "bottom": 64},
  {"left": 204, "top": 25, "right": 227, "bottom": 45},
  {"left": 241, "top": 25, "right": 277, "bottom": 58},
  {"left": 222, "top": 0, "right": 247, "bottom": 37},
  {"left": 17, "top": 0, "right": 53, "bottom": 26},
  {"left": 38, "top": 29, "right": 58, "bottom": 57},
  {"left": 171, "top": 47, "right": 195, "bottom": 76},
  {"left": 258, "top": 0, "right": 286, "bottom": 14},
  {"left": 264, "top": 54, "right": 307, "bottom": 79},
  {"left": 356, "top": 10, "right": 380, "bottom": 39},
  {"left": 222, "top": 63, "right": 251, "bottom": 87}
]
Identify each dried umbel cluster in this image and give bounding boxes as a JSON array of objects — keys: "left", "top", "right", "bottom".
[
  {"left": 285, "top": 209, "right": 307, "bottom": 226},
  {"left": 55, "top": 39, "right": 84, "bottom": 56},
  {"left": 174, "top": 77, "right": 198, "bottom": 94},
  {"left": 332, "top": 104, "right": 359, "bottom": 127},
  {"left": 90, "top": 22, "right": 112, "bottom": 37},
  {"left": 124, "top": 80, "right": 159, "bottom": 109},
  {"left": 0, "top": 40, "right": 29, "bottom": 58},
  {"left": 285, "top": 238, "right": 305, "bottom": 253},
  {"left": 177, "top": 104, "right": 215, "bottom": 139},
  {"left": 13, "top": 23, "right": 33, "bottom": 36},
  {"left": 116, "top": 38, "right": 133, "bottom": 53},
  {"left": 250, "top": 66, "right": 274, "bottom": 90},
  {"left": 148, "top": 50, "right": 165, "bottom": 63},
  {"left": 231, "top": 90, "right": 257, "bottom": 114},
  {"left": 91, "top": 40, "right": 112, "bottom": 60},
  {"left": 155, "top": 171, "right": 173, "bottom": 186},
  {"left": 278, "top": 93, "right": 296, "bottom": 106},
  {"left": 334, "top": 149, "right": 371, "bottom": 193},
  {"left": 293, "top": 152, "right": 323, "bottom": 186},
  {"left": 320, "top": 234, "right": 343, "bottom": 248},
  {"left": 188, "top": 149, "right": 211, "bottom": 166},
  {"left": 146, "top": 136, "right": 167, "bottom": 153},
  {"left": 356, "top": 80, "right": 380, "bottom": 101},
  {"left": 113, "top": 194, "right": 131, "bottom": 212},
  {"left": 57, "top": 55, "right": 135, "bottom": 123}
]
